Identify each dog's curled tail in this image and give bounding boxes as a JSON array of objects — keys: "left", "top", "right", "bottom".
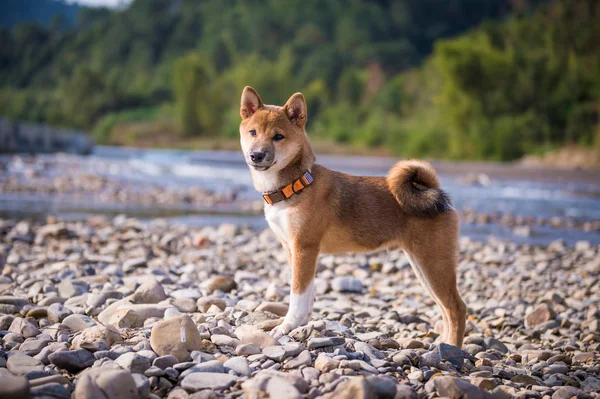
[{"left": 387, "top": 159, "right": 453, "bottom": 217}]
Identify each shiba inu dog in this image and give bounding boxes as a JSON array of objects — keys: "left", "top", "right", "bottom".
[{"left": 239, "top": 86, "right": 466, "bottom": 347}]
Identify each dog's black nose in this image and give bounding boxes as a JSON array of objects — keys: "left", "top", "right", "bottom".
[{"left": 250, "top": 152, "right": 266, "bottom": 163}]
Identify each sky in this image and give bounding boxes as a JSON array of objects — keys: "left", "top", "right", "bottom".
[{"left": 67, "top": 0, "right": 132, "bottom": 7}]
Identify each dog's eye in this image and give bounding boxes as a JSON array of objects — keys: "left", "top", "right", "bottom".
[
  {"left": 273, "top": 133, "right": 285, "bottom": 141},
  {"left": 249, "top": 129, "right": 256, "bottom": 137}
]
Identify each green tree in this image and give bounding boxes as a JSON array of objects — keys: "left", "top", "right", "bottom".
[{"left": 173, "top": 55, "right": 213, "bottom": 137}]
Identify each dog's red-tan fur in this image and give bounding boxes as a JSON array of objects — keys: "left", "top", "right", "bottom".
[{"left": 240, "top": 86, "right": 466, "bottom": 347}]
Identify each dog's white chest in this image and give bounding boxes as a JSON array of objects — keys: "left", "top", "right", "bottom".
[{"left": 265, "top": 204, "right": 291, "bottom": 245}]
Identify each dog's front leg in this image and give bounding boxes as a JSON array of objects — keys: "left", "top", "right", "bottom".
[{"left": 271, "top": 243, "right": 319, "bottom": 339}]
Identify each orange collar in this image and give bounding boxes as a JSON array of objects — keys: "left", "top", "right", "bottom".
[{"left": 262, "top": 171, "right": 314, "bottom": 205}]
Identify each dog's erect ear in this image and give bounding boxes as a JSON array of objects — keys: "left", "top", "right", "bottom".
[
  {"left": 240, "top": 86, "right": 264, "bottom": 119},
  {"left": 284, "top": 93, "right": 307, "bottom": 129}
]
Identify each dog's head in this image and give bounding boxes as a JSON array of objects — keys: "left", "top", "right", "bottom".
[{"left": 239, "top": 86, "right": 308, "bottom": 173}]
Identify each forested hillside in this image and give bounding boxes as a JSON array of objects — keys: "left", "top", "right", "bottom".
[{"left": 1, "top": 0, "right": 598, "bottom": 160}]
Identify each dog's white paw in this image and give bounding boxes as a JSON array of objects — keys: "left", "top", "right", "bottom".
[{"left": 270, "top": 322, "right": 296, "bottom": 339}]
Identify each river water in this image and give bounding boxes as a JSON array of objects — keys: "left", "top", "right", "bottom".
[{"left": 1, "top": 146, "right": 599, "bottom": 245}]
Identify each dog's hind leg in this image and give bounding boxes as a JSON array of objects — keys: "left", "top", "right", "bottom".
[
  {"left": 402, "top": 215, "right": 466, "bottom": 347},
  {"left": 404, "top": 250, "right": 466, "bottom": 347}
]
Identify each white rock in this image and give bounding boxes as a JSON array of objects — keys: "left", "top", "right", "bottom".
[
  {"left": 150, "top": 315, "right": 203, "bottom": 362},
  {"left": 131, "top": 280, "right": 167, "bottom": 304},
  {"left": 224, "top": 356, "right": 251, "bottom": 376},
  {"left": 181, "top": 373, "right": 237, "bottom": 392},
  {"left": 74, "top": 367, "right": 138, "bottom": 399},
  {"left": 235, "top": 325, "right": 279, "bottom": 349},
  {"left": 331, "top": 276, "right": 362, "bottom": 293}
]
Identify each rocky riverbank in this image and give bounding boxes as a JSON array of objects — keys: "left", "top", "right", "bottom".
[
  {"left": 459, "top": 209, "right": 600, "bottom": 234},
  {"left": 0, "top": 217, "right": 599, "bottom": 398},
  {"left": 0, "top": 155, "right": 249, "bottom": 211},
  {"left": 2, "top": 154, "right": 599, "bottom": 241}
]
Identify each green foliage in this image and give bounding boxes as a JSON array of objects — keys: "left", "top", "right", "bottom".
[
  {"left": 94, "top": 107, "right": 162, "bottom": 143},
  {"left": 173, "top": 55, "right": 213, "bottom": 137},
  {"left": 2, "top": 0, "right": 599, "bottom": 160},
  {"left": 337, "top": 68, "right": 367, "bottom": 106},
  {"left": 312, "top": 103, "right": 360, "bottom": 144},
  {"left": 427, "top": 0, "right": 600, "bottom": 159},
  {"left": 59, "top": 67, "right": 109, "bottom": 129},
  {"left": 0, "top": 0, "right": 512, "bottom": 128}
]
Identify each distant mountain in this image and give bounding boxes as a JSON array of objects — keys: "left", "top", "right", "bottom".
[{"left": 0, "top": 0, "right": 82, "bottom": 29}]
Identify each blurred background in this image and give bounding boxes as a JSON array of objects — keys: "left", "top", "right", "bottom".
[
  {"left": 0, "top": 0, "right": 599, "bottom": 245},
  {"left": 1, "top": 0, "right": 599, "bottom": 162}
]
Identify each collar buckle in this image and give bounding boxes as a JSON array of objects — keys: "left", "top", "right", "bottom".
[{"left": 262, "top": 194, "right": 273, "bottom": 205}]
